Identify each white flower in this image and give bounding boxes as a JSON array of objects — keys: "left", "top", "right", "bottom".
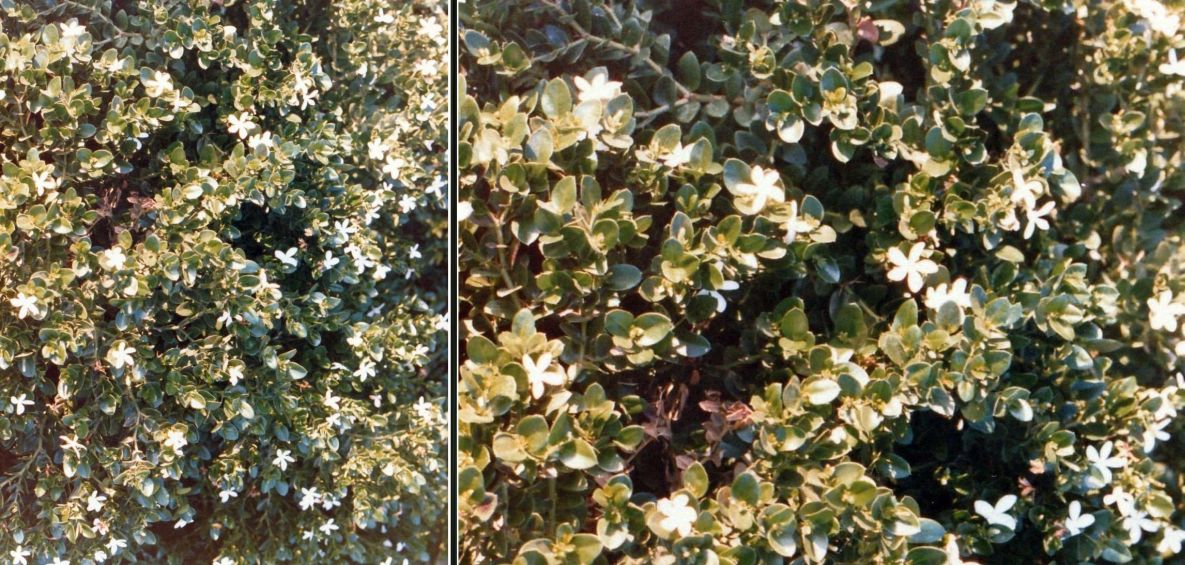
[
  {"left": 375, "top": 9, "right": 395, "bottom": 24},
  {"left": 213, "top": 558, "right": 235, "bottom": 565},
  {"left": 415, "top": 59, "right": 439, "bottom": 76},
  {"left": 93, "top": 550, "right": 108, "bottom": 563},
  {"left": 782, "top": 200, "right": 815, "bottom": 244},
  {"left": 319, "top": 518, "right": 340, "bottom": 535},
  {"left": 414, "top": 396, "right": 438, "bottom": 422},
  {"left": 1129, "top": 0, "right": 1181, "bottom": 36},
  {"left": 10, "top": 292, "right": 41, "bottom": 319},
  {"left": 218, "top": 488, "right": 238, "bottom": 503},
  {"left": 143, "top": 70, "right": 173, "bottom": 97},
  {"left": 248, "top": 131, "right": 274, "bottom": 151},
  {"left": 1160, "top": 49, "right": 1185, "bottom": 77},
  {"left": 323, "top": 389, "right": 341, "bottom": 411},
  {"left": 9, "top": 545, "right": 30, "bottom": 565},
  {"left": 49, "top": 556, "right": 70, "bottom": 565},
  {"left": 274, "top": 247, "right": 299, "bottom": 268},
  {"left": 399, "top": 194, "right": 418, "bottom": 213},
  {"left": 925, "top": 278, "right": 972, "bottom": 310},
  {"left": 323, "top": 251, "right": 340, "bottom": 269},
  {"left": 1023, "top": 200, "right": 1055, "bottom": 239},
  {"left": 573, "top": 73, "right": 622, "bottom": 104},
  {"left": 273, "top": 449, "right": 295, "bottom": 471},
  {"left": 9, "top": 394, "right": 33, "bottom": 415},
  {"left": 106, "top": 341, "right": 136, "bottom": 369},
  {"left": 227, "top": 113, "right": 255, "bottom": 139},
  {"left": 523, "top": 352, "right": 565, "bottom": 399},
  {"left": 1064, "top": 500, "right": 1095, "bottom": 536},
  {"left": 886, "top": 242, "right": 939, "bottom": 293},
  {"left": 1009, "top": 167, "right": 1043, "bottom": 207},
  {"left": 227, "top": 364, "right": 244, "bottom": 386},
  {"left": 87, "top": 490, "right": 108, "bottom": 512},
  {"left": 32, "top": 170, "right": 59, "bottom": 195},
  {"left": 105, "top": 538, "right": 127, "bottom": 554},
  {"left": 163, "top": 428, "right": 187, "bottom": 453},
  {"left": 419, "top": 17, "right": 444, "bottom": 38},
  {"left": 408, "top": 244, "right": 422, "bottom": 259},
  {"left": 368, "top": 139, "right": 389, "bottom": 161},
  {"left": 383, "top": 156, "right": 406, "bottom": 179},
  {"left": 1103, "top": 488, "right": 1136, "bottom": 517},
  {"left": 656, "top": 493, "right": 698, "bottom": 537},
  {"left": 1123, "top": 509, "right": 1160, "bottom": 543},
  {"left": 1085, "top": 441, "right": 1126, "bottom": 485},
  {"left": 100, "top": 247, "right": 127, "bottom": 271},
  {"left": 974, "top": 494, "right": 1018, "bottom": 530},
  {"left": 733, "top": 165, "right": 785, "bottom": 214},
  {"left": 1143, "top": 418, "right": 1171, "bottom": 454},
  {"left": 299, "top": 487, "right": 321, "bottom": 511},
  {"left": 61, "top": 434, "right": 85, "bottom": 454},
  {"left": 1147, "top": 291, "right": 1185, "bottom": 332},
  {"left": 355, "top": 359, "right": 376, "bottom": 382},
  {"left": 1159, "top": 526, "right": 1185, "bottom": 553},
  {"left": 662, "top": 143, "right": 695, "bottom": 169},
  {"left": 696, "top": 280, "right": 740, "bottom": 313},
  {"left": 60, "top": 20, "right": 87, "bottom": 41}
]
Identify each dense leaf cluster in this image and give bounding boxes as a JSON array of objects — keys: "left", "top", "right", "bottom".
[
  {"left": 459, "top": 0, "right": 1185, "bottom": 563},
  {"left": 0, "top": 0, "right": 447, "bottom": 562}
]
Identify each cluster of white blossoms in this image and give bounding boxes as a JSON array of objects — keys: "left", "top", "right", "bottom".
[
  {"left": 1126, "top": 0, "right": 1182, "bottom": 36},
  {"left": 287, "top": 67, "right": 323, "bottom": 110},
  {"left": 564, "top": 69, "right": 623, "bottom": 150},
  {"left": 999, "top": 164, "right": 1056, "bottom": 239}
]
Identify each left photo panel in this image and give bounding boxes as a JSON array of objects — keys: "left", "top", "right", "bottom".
[{"left": 0, "top": 1, "right": 448, "bottom": 563}]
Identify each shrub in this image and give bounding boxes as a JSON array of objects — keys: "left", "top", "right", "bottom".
[
  {"left": 0, "top": 0, "right": 447, "bottom": 562},
  {"left": 459, "top": 0, "right": 1185, "bottom": 562}
]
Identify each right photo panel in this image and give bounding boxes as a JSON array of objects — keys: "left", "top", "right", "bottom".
[{"left": 458, "top": 0, "right": 1185, "bottom": 563}]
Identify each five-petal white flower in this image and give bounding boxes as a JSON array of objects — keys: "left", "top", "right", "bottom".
[
  {"left": 886, "top": 242, "right": 939, "bottom": 293},
  {"left": 1023, "top": 200, "right": 1055, "bottom": 239},
  {"left": 227, "top": 113, "right": 255, "bottom": 139},
  {"left": 1123, "top": 509, "right": 1160, "bottom": 543},
  {"left": 656, "top": 493, "right": 698, "bottom": 537},
  {"left": 1085, "top": 441, "right": 1126, "bottom": 486},
  {"left": 733, "top": 166, "right": 785, "bottom": 214},
  {"left": 107, "top": 341, "right": 136, "bottom": 370},
  {"left": 1147, "top": 291, "right": 1185, "bottom": 332},
  {"left": 573, "top": 73, "right": 623, "bottom": 104},
  {"left": 11, "top": 292, "right": 41, "bottom": 320},
  {"left": 273, "top": 449, "right": 295, "bottom": 471},
  {"left": 87, "top": 490, "right": 107, "bottom": 512},
  {"left": 1143, "top": 418, "right": 1171, "bottom": 454}
]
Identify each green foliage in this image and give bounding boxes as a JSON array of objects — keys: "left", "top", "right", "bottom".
[
  {"left": 0, "top": 0, "right": 446, "bottom": 562},
  {"left": 460, "top": 0, "right": 1185, "bottom": 563}
]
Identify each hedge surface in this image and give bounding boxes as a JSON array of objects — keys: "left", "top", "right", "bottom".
[
  {"left": 1, "top": 0, "right": 446, "bottom": 563},
  {"left": 459, "top": 0, "right": 1185, "bottom": 563}
]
